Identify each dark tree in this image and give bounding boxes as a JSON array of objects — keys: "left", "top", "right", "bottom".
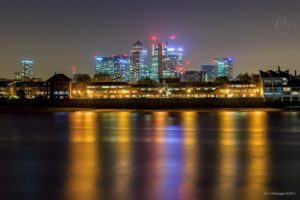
[
  {"left": 76, "top": 74, "right": 92, "bottom": 84},
  {"left": 214, "top": 76, "right": 229, "bottom": 84},
  {"left": 94, "top": 73, "right": 113, "bottom": 82},
  {"left": 250, "top": 74, "right": 261, "bottom": 84},
  {"left": 237, "top": 73, "right": 251, "bottom": 82},
  {"left": 137, "top": 77, "right": 158, "bottom": 86}
]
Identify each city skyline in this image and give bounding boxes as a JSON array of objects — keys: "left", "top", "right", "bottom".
[{"left": 1, "top": 0, "right": 300, "bottom": 79}]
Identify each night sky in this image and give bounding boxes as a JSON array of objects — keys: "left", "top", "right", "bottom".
[{"left": 1, "top": 0, "right": 300, "bottom": 79}]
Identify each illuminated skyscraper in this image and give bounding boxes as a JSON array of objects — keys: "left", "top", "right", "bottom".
[
  {"left": 150, "top": 42, "right": 184, "bottom": 80},
  {"left": 164, "top": 47, "right": 183, "bottom": 78},
  {"left": 14, "top": 60, "right": 34, "bottom": 81},
  {"left": 130, "top": 40, "right": 148, "bottom": 82},
  {"left": 150, "top": 42, "right": 167, "bottom": 81},
  {"left": 22, "top": 60, "right": 34, "bottom": 80},
  {"left": 95, "top": 56, "right": 114, "bottom": 76},
  {"left": 213, "top": 57, "right": 233, "bottom": 79},
  {"left": 201, "top": 64, "right": 215, "bottom": 81},
  {"left": 113, "top": 55, "right": 130, "bottom": 82}
]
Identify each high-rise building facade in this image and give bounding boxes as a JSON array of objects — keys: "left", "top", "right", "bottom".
[
  {"left": 164, "top": 47, "right": 183, "bottom": 78},
  {"left": 201, "top": 64, "right": 215, "bottom": 81},
  {"left": 213, "top": 57, "right": 233, "bottom": 79},
  {"left": 113, "top": 55, "right": 130, "bottom": 82},
  {"left": 14, "top": 60, "right": 34, "bottom": 81},
  {"left": 95, "top": 56, "right": 114, "bottom": 76},
  {"left": 130, "top": 40, "right": 148, "bottom": 82},
  {"left": 150, "top": 43, "right": 184, "bottom": 80},
  {"left": 22, "top": 60, "right": 34, "bottom": 79},
  {"left": 150, "top": 42, "right": 167, "bottom": 81}
]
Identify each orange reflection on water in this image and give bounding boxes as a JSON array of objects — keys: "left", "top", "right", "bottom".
[
  {"left": 149, "top": 111, "right": 168, "bottom": 200},
  {"left": 244, "top": 111, "right": 270, "bottom": 200},
  {"left": 153, "top": 112, "right": 168, "bottom": 143},
  {"left": 180, "top": 111, "right": 199, "bottom": 200},
  {"left": 117, "top": 112, "right": 131, "bottom": 143},
  {"left": 64, "top": 112, "right": 100, "bottom": 200},
  {"left": 215, "top": 111, "right": 239, "bottom": 199},
  {"left": 113, "top": 111, "right": 133, "bottom": 199}
]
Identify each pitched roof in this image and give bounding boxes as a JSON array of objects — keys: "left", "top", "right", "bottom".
[
  {"left": 259, "top": 70, "right": 270, "bottom": 78},
  {"left": 47, "top": 74, "right": 71, "bottom": 82}
]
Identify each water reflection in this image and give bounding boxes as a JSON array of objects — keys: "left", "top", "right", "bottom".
[
  {"left": 112, "top": 112, "right": 133, "bottom": 200},
  {"left": 215, "top": 111, "right": 239, "bottom": 199},
  {"left": 1, "top": 110, "right": 298, "bottom": 200},
  {"left": 63, "top": 111, "right": 273, "bottom": 200},
  {"left": 181, "top": 112, "right": 199, "bottom": 200},
  {"left": 64, "top": 112, "right": 100, "bottom": 200},
  {"left": 149, "top": 112, "right": 168, "bottom": 200},
  {"left": 244, "top": 111, "right": 270, "bottom": 200}
]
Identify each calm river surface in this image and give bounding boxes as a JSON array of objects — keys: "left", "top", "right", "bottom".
[{"left": 0, "top": 109, "right": 299, "bottom": 200}]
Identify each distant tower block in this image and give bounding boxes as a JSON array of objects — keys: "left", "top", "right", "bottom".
[
  {"left": 213, "top": 57, "right": 234, "bottom": 79},
  {"left": 130, "top": 40, "right": 148, "bottom": 82},
  {"left": 72, "top": 65, "right": 77, "bottom": 82},
  {"left": 21, "top": 60, "right": 34, "bottom": 80}
]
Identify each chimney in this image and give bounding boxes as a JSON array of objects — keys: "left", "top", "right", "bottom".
[
  {"left": 278, "top": 66, "right": 281, "bottom": 72},
  {"left": 295, "top": 70, "right": 297, "bottom": 77}
]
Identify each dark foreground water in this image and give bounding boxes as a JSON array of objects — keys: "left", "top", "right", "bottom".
[{"left": 0, "top": 110, "right": 299, "bottom": 200}]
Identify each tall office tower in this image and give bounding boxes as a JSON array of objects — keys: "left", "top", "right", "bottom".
[
  {"left": 201, "top": 64, "right": 215, "bottom": 81},
  {"left": 130, "top": 40, "right": 148, "bottom": 82},
  {"left": 150, "top": 42, "right": 184, "bottom": 80},
  {"left": 150, "top": 42, "right": 167, "bottom": 81},
  {"left": 113, "top": 54, "right": 130, "bottom": 82},
  {"left": 22, "top": 60, "right": 34, "bottom": 80},
  {"left": 213, "top": 57, "right": 233, "bottom": 79},
  {"left": 95, "top": 56, "right": 114, "bottom": 76},
  {"left": 164, "top": 47, "right": 183, "bottom": 78}
]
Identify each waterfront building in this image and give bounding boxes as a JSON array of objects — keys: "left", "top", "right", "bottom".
[
  {"left": 72, "top": 74, "right": 92, "bottom": 99},
  {"left": 47, "top": 74, "right": 72, "bottom": 99},
  {"left": 11, "top": 81, "right": 48, "bottom": 99},
  {"left": 76, "top": 79, "right": 264, "bottom": 99},
  {"left": 0, "top": 80, "right": 11, "bottom": 98},
  {"left": 260, "top": 67, "right": 300, "bottom": 102},
  {"left": 213, "top": 57, "right": 233, "bottom": 79},
  {"left": 95, "top": 56, "right": 114, "bottom": 76},
  {"left": 130, "top": 40, "right": 148, "bottom": 82},
  {"left": 166, "top": 82, "right": 219, "bottom": 98},
  {"left": 113, "top": 55, "right": 130, "bottom": 82},
  {"left": 201, "top": 64, "right": 215, "bottom": 81},
  {"left": 214, "top": 81, "right": 262, "bottom": 98},
  {"left": 85, "top": 81, "right": 215, "bottom": 99},
  {"left": 87, "top": 82, "right": 134, "bottom": 99}
]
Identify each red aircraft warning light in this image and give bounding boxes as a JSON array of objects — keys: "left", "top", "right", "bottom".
[
  {"left": 175, "top": 66, "right": 185, "bottom": 72},
  {"left": 72, "top": 65, "right": 77, "bottom": 74},
  {"left": 170, "top": 34, "right": 177, "bottom": 40},
  {"left": 150, "top": 34, "right": 158, "bottom": 42}
]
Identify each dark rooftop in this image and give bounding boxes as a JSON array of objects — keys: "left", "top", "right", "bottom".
[{"left": 47, "top": 74, "right": 72, "bottom": 82}]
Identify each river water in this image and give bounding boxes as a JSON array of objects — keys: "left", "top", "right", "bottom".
[{"left": 0, "top": 109, "right": 299, "bottom": 200}]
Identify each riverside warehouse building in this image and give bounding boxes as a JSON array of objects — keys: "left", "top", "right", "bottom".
[{"left": 1, "top": 67, "right": 300, "bottom": 102}]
